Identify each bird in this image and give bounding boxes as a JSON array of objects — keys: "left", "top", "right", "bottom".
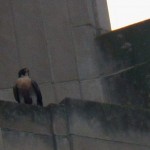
[{"left": 13, "top": 68, "right": 43, "bottom": 106}]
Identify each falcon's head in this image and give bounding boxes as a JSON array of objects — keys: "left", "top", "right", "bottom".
[{"left": 18, "top": 68, "right": 29, "bottom": 77}]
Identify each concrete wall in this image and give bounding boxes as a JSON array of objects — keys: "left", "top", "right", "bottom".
[
  {"left": 98, "top": 19, "right": 150, "bottom": 108},
  {"left": 0, "top": 98, "right": 150, "bottom": 150},
  {"left": 0, "top": 0, "right": 149, "bottom": 108},
  {"left": 0, "top": 0, "right": 110, "bottom": 105}
]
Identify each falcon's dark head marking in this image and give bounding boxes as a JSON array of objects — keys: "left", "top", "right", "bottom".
[{"left": 18, "top": 68, "right": 29, "bottom": 77}]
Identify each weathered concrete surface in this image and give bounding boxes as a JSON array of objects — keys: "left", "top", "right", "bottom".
[
  {"left": 81, "top": 78, "right": 104, "bottom": 102},
  {"left": 71, "top": 135, "right": 150, "bottom": 150},
  {"left": 101, "top": 62, "right": 150, "bottom": 107},
  {"left": 61, "top": 98, "right": 150, "bottom": 146},
  {"left": 0, "top": 129, "right": 3, "bottom": 150},
  {"left": 72, "top": 26, "right": 101, "bottom": 80},
  {"left": 2, "top": 129, "right": 54, "bottom": 150},
  {"left": 0, "top": 100, "right": 51, "bottom": 135},
  {"left": 67, "top": 0, "right": 95, "bottom": 26},
  {"left": 0, "top": 98, "right": 150, "bottom": 149},
  {"left": 0, "top": 0, "right": 19, "bottom": 88},
  {"left": 97, "top": 19, "right": 150, "bottom": 107},
  {"left": 55, "top": 81, "right": 81, "bottom": 103},
  {"left": 95, "top": 0, "right": 111, "bottom": 32},
  {"left": 50, "top": 103, "right": 68, "bottom": 135},
  {"left": 55, "top": 136, "right": 70, "bottom": 150},
  {"left": 98, "top": 19, "right": 150, "bottom": 74},
  {"left": 39, "top": 0, "right": 78, "bottom": 83},
  {"left": 39, "top": 82, "right": 56, "bottom": 105},
  {"left": 0, "top": 88, "right": 15, "bottom": 102},
  {"left": 12, "top": 0, "right": 52, "bottom": 83}
]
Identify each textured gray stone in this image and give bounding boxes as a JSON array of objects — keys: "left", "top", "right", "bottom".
[
  {"left": 39, "top": 0, "right": 78, "bottom": 82},
  {"left": 55, "top": 136, "right": 70, "bottom": 150},
  {"left": 99, "top": 19, "right": 150, "bottom": 74},
  {"left": 0, "top": 88, "right": 15, "bottom": 103},
  {"left": 95, "top": 0, "right": 111, "bottom": 31},
  {"left": 71, "top": 135, "right": 150, "bottom": 150},
  {"left": 39, "top": 82, "right": 56, "bottom": 106},
  {"left": 108, "top": 141, "right": 150, "bottom": 150},
  {"left": 50, "top": 104, "right": 68, "bottom": 135},
  {"left": 12, "top": 0, "right": 51, "bottom": 83},
  {"left": 0, "top": 98, "right": 150, "bottom": 149},
  {"left": 72, "top": 26, "right": 102, "bottom": 80},
  {"left": 81, "top": 78, "right": 104, "bottom": 102},
  {"left": 0, "top": 0, "right": 19, "bottom": 88},
  {"left": 101, "top": 62, "right": 150, "bottom": 108},
  {"left": 0, "top": 129, "right": 3, "bottom": 150},
  {"left": 72, "top": 135, "right": 110, "bottom": 150},
  {"left": 0, "top": 101, "right": 51, "bottom": 135},
  {"left": 55, "top": 81, "right": 81, "bottom": 103},
  {"left": 2, "top": 129, "right": 54, "bottom": 150},
  {"left": 67, "top": 0, "right": 95, "bottom": 26},
  {"left": 62, "top": 98, "right": 150, "bottom": 146}
]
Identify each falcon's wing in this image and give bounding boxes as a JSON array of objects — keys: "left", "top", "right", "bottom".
[
  {"left": 31, "top": 80, "right": 43, "bottom": 106},
  {"left": 13, "top": 85, "right": 20, "bottom": 103}
]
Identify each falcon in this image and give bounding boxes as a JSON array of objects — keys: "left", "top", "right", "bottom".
[{"left": 13, "top": 68, "right": 43, "bottom": 106}]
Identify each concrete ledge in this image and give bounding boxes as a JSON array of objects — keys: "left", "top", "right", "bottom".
[
  {"left": 0, "top": 100, "right": 51, "bottom": 135},
  {"left": 49, "top": 103, "right": 68, "bottom": 135},
  {"left": 1, "top": 128, "right": 54, "bottom": 150},
  {"left": 61, "top": 98, "right": 150, "bottom": 146},
  {"left": 0, "top": 98, "right": 150, "bottom": 149},
  {"left": 71, "top": 135, "right": 150, "bottom": 150}
]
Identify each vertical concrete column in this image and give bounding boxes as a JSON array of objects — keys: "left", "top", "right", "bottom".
[
  {"left": 67, "top": 0, "right": 96, "bottom": 26},
  {"left": 72, "top": 26, "right": 101, "bottom": 80},
  {"left": 94, "top": 0, "right": 111, "bottom": 32},
  {"left": 12, "top": 0, "right": 51, "bottom": 83},
  {"left": 0, "top": 0, "right": 19, "bottom": 88},
  {"left": 39, "top": 0, "right": 78, "bottom": 83},
  {"left": 66, "top": 0, "right": 106, "bottom": 102}
]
